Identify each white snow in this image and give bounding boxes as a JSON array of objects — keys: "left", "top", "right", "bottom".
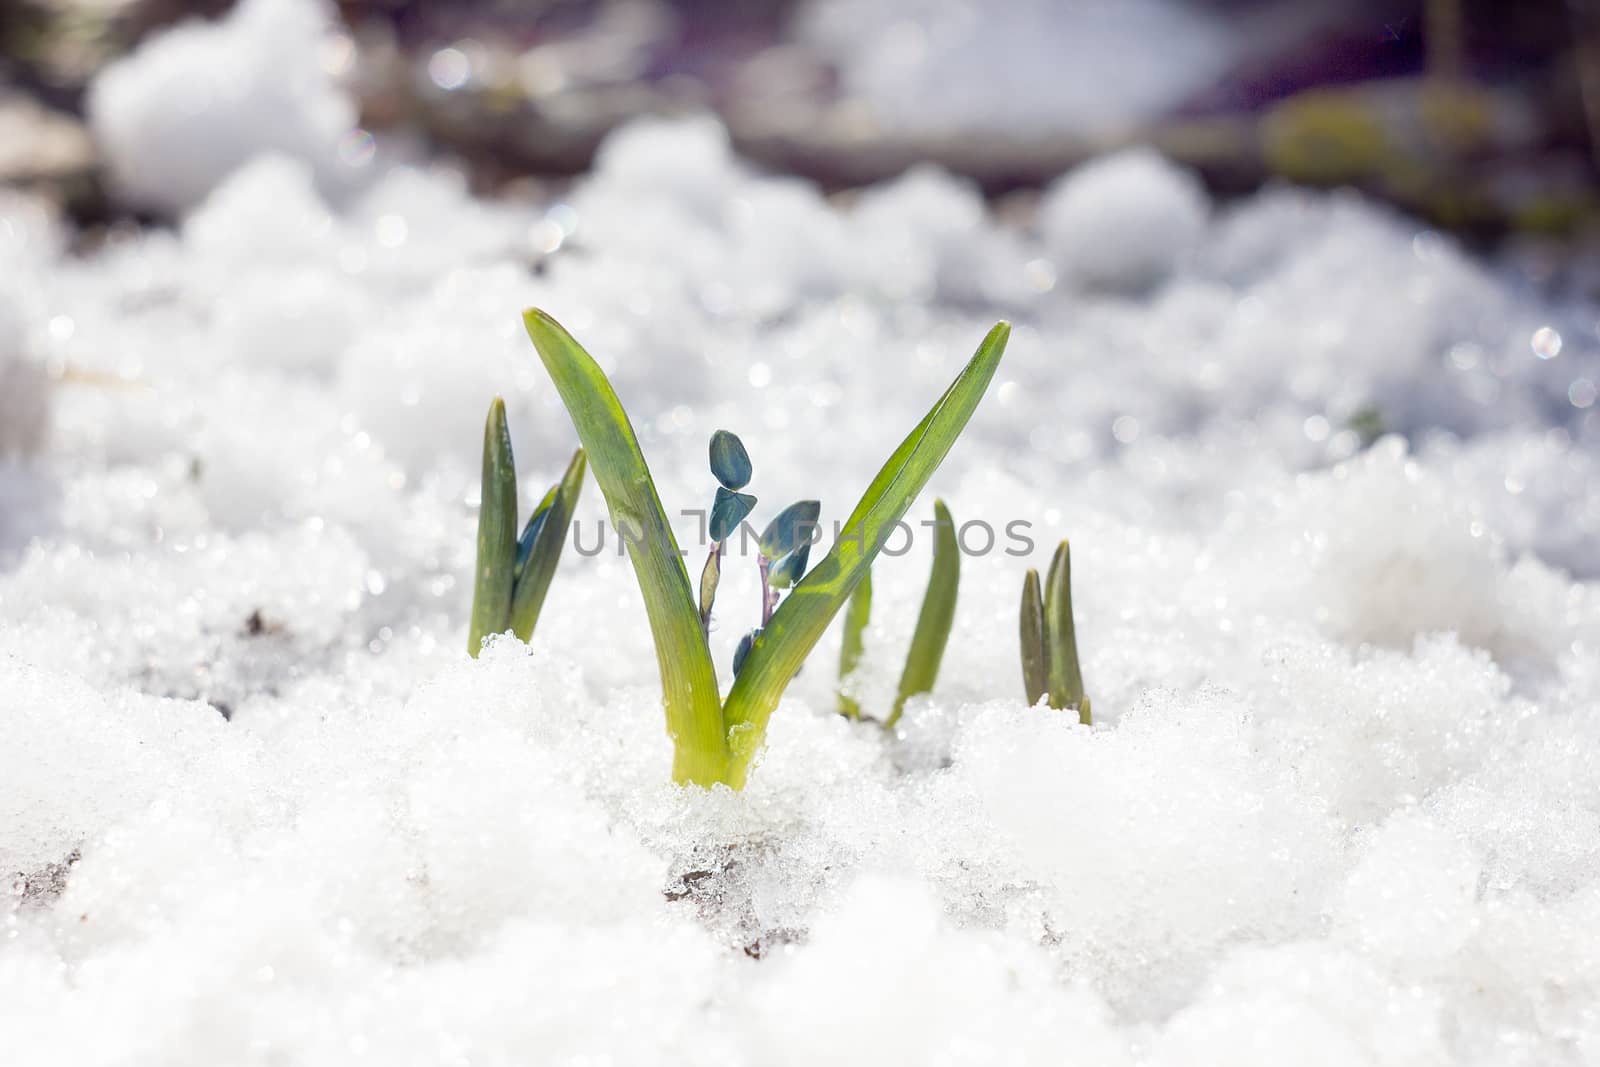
[
  {"left": 3, "top": 108, "right": 1600, "bottom": 1065},
  {"left": 801, "top": 0, "right": 1236, "bottom": 137},
  {"left": 86, "top": 0, "right": 362, "bottom": 215},
  {"left": 1038, "top": 147, "right": 1209, "bottom": 291},
  {"left": 799, "top": 0, "right": 1346, "bottom": 137}
]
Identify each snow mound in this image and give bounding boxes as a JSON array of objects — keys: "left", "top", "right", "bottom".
[
  {"left": 1039, "top": 147, "right": 1209, "bottom": 291},
  {"left": 86, "top": 0, "right": 360, "bottom": 214}
]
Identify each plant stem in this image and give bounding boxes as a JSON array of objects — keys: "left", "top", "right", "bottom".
[{"left": 758, "top": 555, "right": 777, "bottom": 625}]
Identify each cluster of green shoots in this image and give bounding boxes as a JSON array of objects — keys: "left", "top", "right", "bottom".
[
  {"left": 465, "top": 401, "right": 585, "bottom": 657},
  {"left": 469, "top": 309, "right": 1090, "bottom": 790},
  {"left": 1019, "top": 540, "right": 1091, "bottom": 723}
]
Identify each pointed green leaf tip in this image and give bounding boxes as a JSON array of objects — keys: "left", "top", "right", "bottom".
[
  {"left": 521, "top": 308, "right": 726, "bottom": 787},
  {"left": 886, "top": 498, "right": 960, "bottom": 730},
  {"left": 710, "top": 486, "right": 757, "bottom": 543},
  {"left": 509, "top": 448, "right": 586, "bottom": 642},
  {"left": 1043, "top": 539, "right": 1090, "bottom": 725},
  {"left": 709, "top": 429, "right": 753, "bottom": 490},
  {"left": 468, "top": 397, "right": 518, "bottom": 657},
  {"left": 761, "top": 500, "right": 822, "bottom": 561},
  {"left": 1019, "top": 568, "right": 1047, "bottom": 706}
]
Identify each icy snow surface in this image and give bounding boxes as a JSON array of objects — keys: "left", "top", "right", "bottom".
[{"left": 3, "top": 116, "right": 1600, "bottom": 1064}]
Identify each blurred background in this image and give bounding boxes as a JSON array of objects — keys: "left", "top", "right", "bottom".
[{"left": 2, "top": 0, "right": 1599, "bottom": 248}]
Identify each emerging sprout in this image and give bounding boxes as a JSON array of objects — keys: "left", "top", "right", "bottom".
[
  {"left": 834, "top": 500, "right": 961, "bottom": 729},
  {"left": 467, "top": 399, "right": 518, "bottom": 657},
  {"left": 467, "top": 397, "right": 586, "bottom": 656},
  {"left": 887, "top": 499, "right": 959, "bottom": 729},
  {"left": 1019, "top": 539, "right": 1090, "bottom": 723},
  {"left": 523, "top": 308, "right": 1008, "bottom": 788},
  {"left": 1019, "top": 569, "right": 1047, "bottom": 706}
]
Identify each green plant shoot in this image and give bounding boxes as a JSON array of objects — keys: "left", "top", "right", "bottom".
[
  {"left": 522, "top": 309, "right": 728, "bottom": 785},
  {"left": 468, "top": 398, "right": 518, "bottom": 657},
  {"left": 1019, "top": 539, "right": 1090, "bottom": 723},
  {"left": 719, "top": 323, "right": 1009, "bottom": 788},
  {"left": 523, "top": 309, "right": 1008, "bottom": 788},
  {"left": 885, "top": 498, "right": 960, "bottom": 730},
  {"left": 468, "top": 398, "right": 586, "bottom": 657},
  {"left": 1019, "top": 568, "right": 1047, "bottom": 705}
]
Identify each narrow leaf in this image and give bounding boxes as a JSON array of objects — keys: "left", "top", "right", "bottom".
[
  {"left": 767, "top": 540, "right": 810, "bottom": 590},
  {"left": 468, "top": 397, "right": 518, "bottom": 657},
  {"left": 886, "top": 498, "right": 960, "bottom": 729},
  {"left": 836, "top": 567, "right": 872, "bottom": 720},
  {"left": 710, "top": 486, "right": 758, "bottom": 543},
  {"left": 509, "top": 448, "right": 586, "bottom": 641},
  {"left": 1019, "top": 568, "right": 1047, "bottom": 706},
  {"left": 760, "top": 500, "right": 821, "bottom": 560},
  {"left": 699, "top": 547, "right": 720, "bottom": 633},
  {"left": 1043, "top": 539, "right": 1090, "bottom": 724},
  {"left": 721, "top": 322, "right": 1010, "bottom": 788},
  {"left": 522, "top": 310, "right": 727, "bottom": 785},
  {"left": 709, "top": 429, "right": 753, "bottom": 490}
]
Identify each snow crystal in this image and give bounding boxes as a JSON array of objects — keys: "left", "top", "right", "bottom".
[{"left": 2, "top": 105, "right": 1598, "bottom": 1064}]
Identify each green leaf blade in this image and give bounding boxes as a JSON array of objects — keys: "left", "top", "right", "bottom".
[
  {"left": 468, "top": 397, "right": 518, "bottom": 657},
  {"left": 1043, "top": 539, "right": 1089, "bottom": 724},
  {"left": 1020, "top": 568, "right": 1047, "bottom": 706},
  {"left": 509, "top": 448, "right": 586, "bottom": 642},
  {"left": 721, "top": 321, "right": 1010, "bottom": 787},
  {"left": 836, "top": 567, "right": 872, "bottom": 720},
  {"left": 521, "top": 309, "right": 727, "bottom": 784},
  {"left": 886, "top": 498, "right": 960, "bottom": 729}
]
